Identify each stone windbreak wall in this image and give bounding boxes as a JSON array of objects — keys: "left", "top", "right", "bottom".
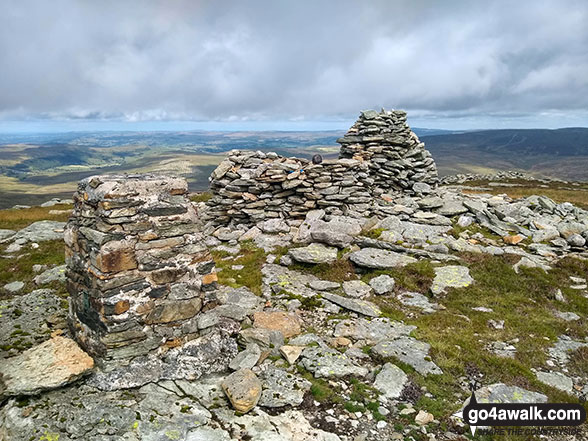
[
  {"left": 65, "top": 175, "right": 219, "bottom": 363},
  {"left": 207, "top": 109, "right": 438, "bottom": 226}
]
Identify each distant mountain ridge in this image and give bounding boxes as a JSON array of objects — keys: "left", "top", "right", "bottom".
[{"left": 422, "top": 127, "right": 588, "bottom": 180}]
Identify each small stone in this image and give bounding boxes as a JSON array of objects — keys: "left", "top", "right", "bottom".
[
  {"left": 229, "top": 343, "right": 261, "bottom": 370},
  {"left": 503, "top": 234, "right": 524, "bottom": 245},
  {"left": 253, "top": 311, "right": 301, "bottom": 338},
  {"left": 567, "top": 234, "right": 586, "bottom": 247},
  {"left": 288, "top": 243, "right": 338, "bottom": 264},
  {"left": 431, "top": 265, "right": 473, "bottom": 295},
  {"left": 279, "top": 345, "right": 304, "bottom": 364},
  {"left": 554, "top": 289, "right": 566, "bottom": 302},
  {"left": 415, "top": 410, "right": 434, "bottom": 425},
  {"left": 554, "top": 311, "right": 580, "bottom": 321},
  {"left": 374, "top": 363, "right": 408, "bottom": 399},
  {"left": 369, "top": 275, "right": 396, "bottom": 295},
  {"left": 309, "top": 280, "right": 340, "bottom": 291},
  {"left": 343, "top": 280, "right": 373, "bottom": 298},
  {"left": 321, "top": 293, "right": 381, "bottom": 317},
  {"left": 221, "top": 369, "right": 262, "bottom": 413},
  {"left": 488, "top": 319, "right": 505, "bottom": 329},
  {"left": 457, "top": 215, "right": 474, "bottom": 228},
  {"left": 3, "top": 281, "right": 25, "bottom": 293}
]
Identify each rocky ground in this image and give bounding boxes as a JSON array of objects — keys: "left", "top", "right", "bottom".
[{"left": 0, "top": 183, "right": 587, "bottom": 441}]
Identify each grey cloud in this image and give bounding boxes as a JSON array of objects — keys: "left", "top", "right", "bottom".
[{"left": 0, "top": 0, "right": 587, "bottom": 127}]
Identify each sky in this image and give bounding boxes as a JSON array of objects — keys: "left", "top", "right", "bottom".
[{"left": 1, "top": 0, "right": 588, "bottom": 132}]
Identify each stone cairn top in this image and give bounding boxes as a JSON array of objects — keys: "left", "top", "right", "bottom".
[
  {"left": 65, "top": 174, "right": 237, "bottom": 387},
  {"left": 337, "top": 109, "right": 437, "bottom": 191},
  {"left": 206, "top": 109, "right": 438, "bottom": 226}
]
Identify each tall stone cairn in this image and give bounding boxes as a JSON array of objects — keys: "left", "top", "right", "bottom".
[
  {"left": 337, "top": 109, "right": 438, "bottom": 192},
  {"left": 65, "top": 175, "right": 218, "bottom": 363}
]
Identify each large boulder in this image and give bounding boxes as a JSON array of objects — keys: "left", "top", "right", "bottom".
[{"left": 0, "top": 336, "right": 94, "bottom": 400}]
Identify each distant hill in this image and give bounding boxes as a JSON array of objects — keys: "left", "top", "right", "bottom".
[{"left": 423, "top": 128, "right": 588, "bottom": 181}]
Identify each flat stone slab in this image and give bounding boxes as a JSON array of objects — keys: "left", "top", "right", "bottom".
[
  {"left": 369, "top": 274, "right": 396, "bottom": 295},
  {"left": 398, "top": 291, "right": 439, "bottom": 313},
  {"left": 289, "top": 243, "right": 338, "bottom": 264},
  {"left": 0, "top": 336, "right": 94, "bottom": 399},
  {"left": 536, "top": 371, "right": 574, "bottom": 393},
  {"left": 301, "top": 346, "right": 369, "bottom": 378},
  {"left": 372, "top": 336, "right": 442, "bottom": 375},
  {"left": 34, "top": 265, "right": 67, "bottom": 285},
  {"left": 548, "top": 336, "right": 588, "bottom": 365},
  {"left": 431, "top": 265, "right": 474, "bottom": 295},
  {"left": 0, "top": 289, "right": 67, "bottom": 358},
  {"left": 466, "top": 383, "right": 547, "bottom": 405},
  {"left": 342, "top": 280, "right": 372, "bottom": 298},
  {"left": 374, "top": 362, "right": 408, "bottom": 399},
  {"left": 349, "top": 248, "right": 417, "bottom": 269},
  {"left": 321, "top": 293, "right": 381, "bottom": 317},
  {"left": 258, "top": 367, "right": 311, "bottom": 408},
  {"left": 10, "top": 220, "right": 66, "bottom": 243},
  {"left": 333, "top": 318, "right": 415, "bottom": 344}
]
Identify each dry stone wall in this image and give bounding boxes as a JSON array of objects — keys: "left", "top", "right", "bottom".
[
  {"left": 65, "top": 175, "right": 219, "bottom": 364},
  {"left": 207, "top": 110, "right": 438, "bottom": 226}
]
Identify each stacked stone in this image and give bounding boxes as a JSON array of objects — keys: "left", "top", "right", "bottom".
[
  {"left": 338, "top": 109, "right": 438, "bottom": 191},
  {"left": 207, "top": 150, "right": 373, "bottom": 225},
  {"left": 65, "top": 174, "right": 218, "bottom": 364}
]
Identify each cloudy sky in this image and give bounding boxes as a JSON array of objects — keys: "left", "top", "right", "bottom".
[{"left": 1, "top": 0, "right": 587, "bottom": 131}]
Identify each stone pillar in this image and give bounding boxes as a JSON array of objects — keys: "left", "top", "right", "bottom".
[{"left": 65, "top": 175, "right": 218, "bottom": 363}]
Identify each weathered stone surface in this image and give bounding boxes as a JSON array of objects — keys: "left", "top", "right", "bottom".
[
  {"left": 229, "top": 343, "right": 261, "bottom": 370},
  {"left": 374, "top": 363, "right": 408, "bottom": 400},
  {"left": 536, "top": 371, "right": 574, "bottom": 393},
  {"left": 258, "top": 367, "right": 311, "bottom": 408},
  {"left": 0, "top": 336, "right": 94, "bottom": 399},
  {"left": 0, "top": 289, "right": 67, "bottom": 358},
  {"left": 239, "top": 328, "right": 285, "bottom": 354},
  {"left": 33, "top": 264, "right": 66, "bottom": 285},
  {"left": 301, "top": 346, "right": 369, "bottom": 378},
  {"left": 431, "top": 265, "right": 474, "bottom": 295},
  {"left": 368, "top": 274, "right": 396, "bottom": 294},
  {"left": 9, "top": 220, "right": 65, "bottom": 243},
  {"left": 279, "top": 345, "right": 304, "bottom": 364},
  {"left": 342, "top": 280, "right": 372, "bottom": 298},
  {"left": 333, "top": 318, "right": 415, "bottom": 344},
  {"left": 3, "top": 281, "right": 24, "bottom": 293},
  {"left": 398, "top": 291, "right": 439, "bottom": 313},
  {"left": 89, "top": 328, "right": 238, "bottom": 390},
  {"left": 349, "top": 248, "right": 417, "bottom": 269},
  {"left": 466, "top": 383, "right": 547, "bottom": 405},
  {"left": 222, "top": 369, "right": 262, "bottom": 413},
  {"left": 321, "top": 292, "right": 381, "bottom": 317},
  {"left": 253, "top": 311, "right": 301, "bottom": 338},
  {"left": 372, "top": 337, "right": 442, "bottom": 375},
  {"left": 288, "top": 242, "right": 338, "bottom": 264}
]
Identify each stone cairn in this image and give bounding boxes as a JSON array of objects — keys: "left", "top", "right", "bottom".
[
  {"left": 65, "top": 175, "right": 220, "bottom": 365},
  {"left": 207, "top": 109, "right": 438, "bottom": 226},
  {"left": 337, "top": 109, "right": 437, "bottom": 190}
]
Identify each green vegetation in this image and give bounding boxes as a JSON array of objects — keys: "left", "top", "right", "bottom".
[
  {"left": 189, "top": 192, "right": 213, "bottom": 203},
  {"left": 211, "top": 241, "right": 266, "bottom": 295},
  {"left": 290, "top": 258, "right": 356, "bottom": 282},
  {"left": 0, "top": 239, "right": 66, "bottom": 299},
  {"left": 363, "top": 260, "right": 436, "bottom": 293},
  {"left": 0, "top": 204, "right": 72, "bottom": 230},
  {"left": 402, "top": 253, "right": 588, "bottom": 416}
]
